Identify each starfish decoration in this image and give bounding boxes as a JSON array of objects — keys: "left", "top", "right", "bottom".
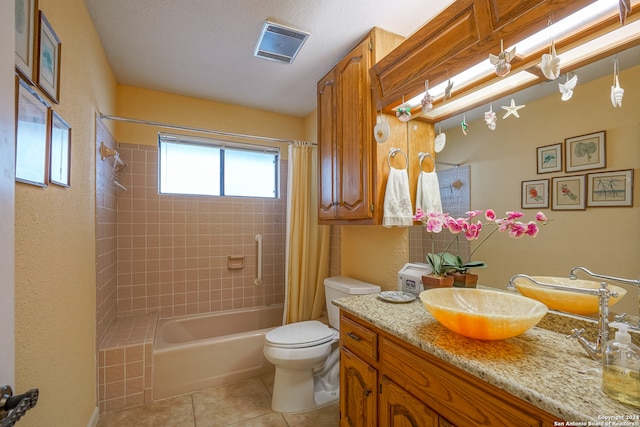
[
  {"left": 619, "top": 0, "right": 631, "bottom": 25},
  {"left": 443, "top": 79, "right": 454, "bottom": 101},
  {"left": 501, "top": 99, "right": 525, "bottom": 119}
]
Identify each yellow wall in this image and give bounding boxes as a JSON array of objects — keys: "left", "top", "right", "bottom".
[
  {"left": 115, "top": 85, "right": 307, "bottom": 158},
  {"left": 338, "top": 65, "right": 640, "bottom": 312},
  {"left": 14, "top": 0, "right": 117, "bottom": 426},
  {"left": 438, "top": 64, "right": 640, "bottom": 314}
]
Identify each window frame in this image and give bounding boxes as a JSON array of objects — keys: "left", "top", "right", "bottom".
[{"left": 158, "top": 132, "right": 280, "bottom": 198}]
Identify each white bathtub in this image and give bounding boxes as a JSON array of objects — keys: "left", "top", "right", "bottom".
[{"left": 153, "top": 304, "right": 284, "bottom": 399}]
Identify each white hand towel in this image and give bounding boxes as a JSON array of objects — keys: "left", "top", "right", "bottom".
[
  {"left": 383, "top": 167, "right": 413, "bottom": 227},
  {"left": 416, "top": 170, "right": 443, "bottom": 214}
]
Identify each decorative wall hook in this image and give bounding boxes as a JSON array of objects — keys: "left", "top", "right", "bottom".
[{"left": 489, "top": 40, "right": 516, "bottom": 77}]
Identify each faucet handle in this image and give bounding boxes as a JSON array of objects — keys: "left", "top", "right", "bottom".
[
  {"left": 566, "top": 328, "right": 585, "bottom": 339},
  {"left": 613, "top": 313, "right": 627, "bottom": 322}
]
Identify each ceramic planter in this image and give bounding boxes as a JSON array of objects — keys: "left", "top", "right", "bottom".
[
  {"left": 421, "top": 274, "right": 454, "bottom": 290},
  {"left": 449, "top": 272, "right": 479, "bottom": 288}
]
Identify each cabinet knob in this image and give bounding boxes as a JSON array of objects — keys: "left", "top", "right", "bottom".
[{"left": 364, "top": 388, "right": 371, "bottom": 397}]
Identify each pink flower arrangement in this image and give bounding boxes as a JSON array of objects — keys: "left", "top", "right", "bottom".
[{"left": 414, "top": 208, "right": 549, "bottom": 275}]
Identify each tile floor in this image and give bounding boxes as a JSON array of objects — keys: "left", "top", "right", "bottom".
[{"left": 97, "top": 372, "right": 339, "bottom": 427}]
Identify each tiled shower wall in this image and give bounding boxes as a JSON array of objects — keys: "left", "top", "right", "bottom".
[
  {"left": 96, "top": 119, "right": 119, "bottom": 346},
  {"left": 115, "top": 143, "right": 287, "bottom": 319},
  {"left": 409, "top": 165, "right": 471, "bottom": 264}
]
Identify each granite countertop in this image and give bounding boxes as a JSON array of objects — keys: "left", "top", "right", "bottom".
[{"left": 334, "top": 293, "right": 640, "bottom": 423}]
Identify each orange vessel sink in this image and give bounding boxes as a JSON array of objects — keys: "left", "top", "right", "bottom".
[
  {"left": 419, "top": 288, "right": 548, "bottom": 341},
  {"left": 512, "top": 276, "right": 627, "bottom": 315}
]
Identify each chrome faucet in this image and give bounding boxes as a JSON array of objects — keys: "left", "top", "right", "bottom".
[
  {"left": 568, "top": 266, "right": 640, "bottom": 286},
  {"left": 570, "top": 266, "right": 640, "bottom": 333},
  {"left": 508, "top": 273, "right": 619, "bottom": 361}
]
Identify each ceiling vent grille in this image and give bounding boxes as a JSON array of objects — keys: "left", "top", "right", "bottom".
[{"left": 254, "top": 21, "right": 309, "bottom": 64}]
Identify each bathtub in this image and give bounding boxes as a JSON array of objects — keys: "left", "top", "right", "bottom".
[{"left": 153, "top": 304, "right": 284, "bottom": 399}]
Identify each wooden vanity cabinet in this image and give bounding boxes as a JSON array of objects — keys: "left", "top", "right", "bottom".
[
  {"left": 317, "top": 28, "right": 407, "bottom": 224},
  {"left": 339, "top": 311, "right": 560, "bottom": 427}
]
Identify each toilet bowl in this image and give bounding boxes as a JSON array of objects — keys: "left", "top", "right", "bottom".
[{"left": 263, "top": 276, "right": 381, "bottom": 413}]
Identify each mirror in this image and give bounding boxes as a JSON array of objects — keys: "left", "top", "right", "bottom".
[{"left": 409, "top": 45, "right": 640, "bottom": 315}]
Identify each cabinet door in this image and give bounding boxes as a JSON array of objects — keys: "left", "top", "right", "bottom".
[
  {"left": 340, "top": 348, "right": 377, "bottom": 427},
  {"left": 379, "top": 376, "right": 439, "bottom": 427},
  {"left": 335, "top": 38, "right": 373, "bottom": 220},
  {"left": 317, "top": 69, "right": 337, "bottom": 220}
]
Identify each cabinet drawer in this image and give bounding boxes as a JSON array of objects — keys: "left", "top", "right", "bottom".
[
  {"left": 340, "top": 314, "right": 378, "bottom": 362},
  {"left": 380, "top": 338, "right": 551, "bottom": 427}
]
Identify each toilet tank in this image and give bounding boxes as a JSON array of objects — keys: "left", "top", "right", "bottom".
[{"left": 324, "top": 276, "right": 381, "bottom": 330}]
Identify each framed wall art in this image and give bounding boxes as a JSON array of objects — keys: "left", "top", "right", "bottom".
[
  {"left": 551, "top": 175, "right": 586, "bottom": 210},
  {"left": 565, "top": 130, "right": 606, "bottom": 172},
  {"left": 36, "top": 11, "right": 61, "bottom": 103},
  {"left": 587, "top": 169, "right": 634, "bottom": 207},
  {"left": 15, "top": 76, "right": 50, "bottom": 187},
  {"left": 536, "top": 143, "right": 562, "bottom": 174},
  {"left": 15, "top": 0, "right": 38, "bottom": 82},
  {"left": 521, "top": 179, "right": 549, "bottom": 209},
  {"left": 49, "top": 111, "right": 71, "bottom": 187}
]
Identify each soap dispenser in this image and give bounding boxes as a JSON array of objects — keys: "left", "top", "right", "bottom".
[{"left": 602, "top": 322, "right": 640, "bottom": 407}]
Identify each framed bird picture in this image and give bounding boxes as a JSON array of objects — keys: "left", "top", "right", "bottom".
[
  {"left": 536, "top": 143, "right": 562, "bottom": 174},
  {"left": 552, "top": 175, "right": 586, "bottom": 210}
]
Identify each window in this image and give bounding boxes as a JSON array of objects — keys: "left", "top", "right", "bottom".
[{"left": 159, "top": 133, "right": 279, "bottom": 198}]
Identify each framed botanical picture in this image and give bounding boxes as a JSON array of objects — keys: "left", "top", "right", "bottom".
[
  {"left": 521, "top": 179, "right": 549, "bottom": 209},
  {"left": 15, "top": 0, "right": 38, "bottom": 82},
  {"left": 587, "top": 169, "right": 634, "bottom": 207},
  {"left": 565, "top": 130, "right": 606, "bottom": 172},
  {"left": 36, "top": 11, "right": 61, "bottom": 104},
  {"left": 536, "top": 143, "right": 562, "bottom": 174},
  {"left": 551, "top": 175, "right": 586, "bottom": 210},
  {"left": 15, "top": 76, "right": 50, "bottom": 187},
  {"left": 49, "top": 111, "right": 71, "bottom": 187}
]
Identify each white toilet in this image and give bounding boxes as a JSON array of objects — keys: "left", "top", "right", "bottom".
[{"left": 263, "top": 276, "right": 381, "bottom": 413}]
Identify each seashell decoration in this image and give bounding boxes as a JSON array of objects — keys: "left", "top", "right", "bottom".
[
  {"left": 489, "top": 40, "right": 516, "bottom": 77},
  {"left": 611, "top": 59, "right": 624, "bottom": 108},
  {"left": 558, "top": 74, "right": 578, "bottom": 101},
  {"left": 541, "top": 44, "right": 561, "bottom": 81},
  {"left": 374, "top": 115, "right": 390, "bottom": 144},
  {"left": 484, "top": 105, "right": 497, "bottom": 130},
  {"left": 396, "top": 96, "right": 411, "bottom": 122},
  {"left": 461, "top": 116, "right": 469, "bottom": 135},
  {"left": 421, "top": 80, "right": 435, "bottom": 113}
]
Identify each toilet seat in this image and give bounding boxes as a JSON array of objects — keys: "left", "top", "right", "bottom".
[{"left": 265, "top": 321, "right": 337, "bottom": 349}]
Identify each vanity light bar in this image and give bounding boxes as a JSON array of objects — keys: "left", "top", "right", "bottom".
[
  {"left": 515, "top": 0, "right": 622, "bottom": 56},
  {"left": 420, "top": 72, "right": 538, "bottom": 120},
  {"left": 401, "top": 0, "right": 638, "bottom": 118}
]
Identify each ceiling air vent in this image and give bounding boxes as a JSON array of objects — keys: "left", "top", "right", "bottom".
[{"left": 254, "top": 20, "right": 309, "bottom": 64}]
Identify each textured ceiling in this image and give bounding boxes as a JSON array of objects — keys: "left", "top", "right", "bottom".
[{"left": 84, "top": 0, "right": 455, "bottom": 117}]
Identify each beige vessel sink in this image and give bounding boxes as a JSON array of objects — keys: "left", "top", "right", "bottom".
[
  {"left": 512, "top": 276, "right": 627, "bottom": 315},
  {"left": 419, "top": 288, "right": 548, "bottom": 341}
]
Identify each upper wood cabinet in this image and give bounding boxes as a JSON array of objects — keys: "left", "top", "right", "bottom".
[
  {"left": 317, "top": 28, "right": 406, "bottom": 224},
  {"left": 369, "top": 0, "right": 599, "bottom": 118}
]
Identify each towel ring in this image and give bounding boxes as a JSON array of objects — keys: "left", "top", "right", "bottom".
[
  {"left": 388, "top": 148, "right": 408, "bottom": 170},
  {"left": 418, "top": 152, "right": 435, "bottom": 173}
]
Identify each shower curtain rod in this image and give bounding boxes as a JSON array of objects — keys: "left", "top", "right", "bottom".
[{"left": 99, "top": 113, "right": 315, "bottom": 145}]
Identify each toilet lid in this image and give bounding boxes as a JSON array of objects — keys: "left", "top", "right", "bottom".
[{"left": 265, "top": 321, "right": 336, "bottom": 348}]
